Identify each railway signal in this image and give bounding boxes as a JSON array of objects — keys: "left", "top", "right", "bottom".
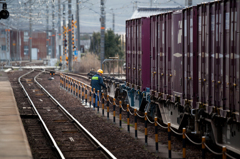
[
  {"left": 66, "top": 56, "right": 68, "bottom": 65},
  {"left": 49, "top": 71, "right": 55, "bottom": 80},
  {"left": 71, "top": 17, "right": 77, "bottom": 61},
  {"left": 0, "top": 3, "right": 9, "bottom": 20},
  {"left": 63, "top": 26, "right": 68, "bottom": 56}
]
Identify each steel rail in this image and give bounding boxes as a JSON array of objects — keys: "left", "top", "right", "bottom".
[
  {"left": 64, "top": 72, "right": 90, "bottom": 80},
  {"left": 61, "top": 73, "right": 91, "bottom": 88},
  {"left": 18, "top": 70, "right": 65, "bottom": 159},
  {"left": 61, "top": 73, "right": 117, "bottom": 99},
  {"left": 35, "top": 71, "right": 117, "bottom": 159},
  {"left": 60, "top": 72, "right": 240, "bottom": 157}
]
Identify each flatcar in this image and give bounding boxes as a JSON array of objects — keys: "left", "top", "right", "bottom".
[{"left": 115, "top": 0, "right": 240, "bottom": 155}]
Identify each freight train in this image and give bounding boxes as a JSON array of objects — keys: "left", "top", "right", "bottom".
[{"left": 88, "top": 0, "right": 240, "bottom": 155}]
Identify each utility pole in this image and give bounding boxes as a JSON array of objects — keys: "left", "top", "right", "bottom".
[
  {"left": 113, "top": 13, "right": 115, "bottom": 33},
  {"left": 100, "top": 0, "right": 105, "bottom": 69},
  {"left": 150, "top": 0, "right": 152, "bottom": 7},
  {"left": 47, "top": 4, "right": 50, "bottom": 58},
  {"left": 16, "top": 22, "right": 20, "bottom": 61},
  {"left": 110, "top": 8, "right": 114, "bottom": 33},
  {"left": 52, "top": 1, "right": 55, "bottom": 58},
  {"left": 58, "top": 0, "right": 61, "bottom": 60},
  {"left": 133, "top": 1, "right": 138, "bottom": 11},
  {"left": 29, "top": 0, "right": 32, "bottom": 62},
  {"left": 63, "top": 3, "right": 66, "bottom": 68},
  {"left": 76, "top": 0, "right": 81, "bottom": 54},
  {"left": 68, "top": 0, "right": 72, "bottom": 71},
  {"left": 5, "top": 20, "right": 10, "bottom": 63}
]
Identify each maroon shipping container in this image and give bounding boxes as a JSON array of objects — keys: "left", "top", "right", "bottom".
[
  {"left": 207, "top": 1, "right": 236, "bottom": 115},
  {"left": 213, "top": 0, "right": 239, "bottom": 115},
  {"left": 197, "top": 4, "right": 211, "bottom": 107},
  {"left": 157, "top": 14, "right": 166, "bottom": 95},
  {"left": 236, "top": 0, "right": 240, "bottom": 120},
  {"left": 126, "top": 18, "right": 150, "bottom": 91},
  {"left": 182, "top": 7, "right": 198, "bottom": 108},
  {"left": 141, "top": 17, "right": 151, "bottom": 91},
  {"left": 209, "top": 2, "right": 222, "bottom": 111},
  {"left": 136, "top": 18, "right": 142, "bottom": 87},
  {"left": 223, "top": 1, "right": 230, "bottom": 112},
  {"left": 224, "top": 0, "right": 238, "bottom": 113},
  {"left": 126, "top": 20, "right": 132, "bottom": 84},
  {"left": 150, "top": 15, "right": 158, "bottom": 92},
  {"left": 132, "top": 19, "right": 137, "bottom": 86},
  {"left": 172, "top": 10, "right": 184, "bottom": 104},
  {"left": 165, "top": 12, "right": 173, "bottom": 97}
]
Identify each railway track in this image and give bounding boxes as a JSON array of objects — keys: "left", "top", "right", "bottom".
[
  {"left": 63, "top": 72, "right": 90, "bottom": 83},
  {"left": 18, "top": 70, "right": 116, "bottom": 159},
  {"left": 59, "top": 72, "right": 228, "bottom": 158}
]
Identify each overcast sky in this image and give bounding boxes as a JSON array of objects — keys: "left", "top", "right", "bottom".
[
  {"left": 3, "top": 0, "right": 211, "bottom": 33},
  {"left": 77, "top": 0, "right": 209, "bottom": 33}
]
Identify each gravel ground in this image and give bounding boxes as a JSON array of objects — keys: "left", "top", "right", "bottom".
[
  {"left": 8, "top": 70, "right": 59, "bottom": 159},
  {"left": 38, "top": 72, "right": 157, "bottom": 159},
  {"left": 7, "top": 70, "right": 225, "bottom": 159},
  {"left": 63, "top": 73, "right": 222, "bottom": 159}
]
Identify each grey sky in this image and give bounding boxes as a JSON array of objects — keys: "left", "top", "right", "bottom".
[
  {"left": 3, "top": 0, "right": 210, "bottom": 33},
  {"left": 79, "top": 0, "right": 208, "bottom": 33}
]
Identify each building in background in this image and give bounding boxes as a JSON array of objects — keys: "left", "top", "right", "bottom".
[
  {"left": 131, "top": 6, "right": 183, "bottom": 19},
  {"left": 0, "top": 29, "right": 55, "bottom": 61}
]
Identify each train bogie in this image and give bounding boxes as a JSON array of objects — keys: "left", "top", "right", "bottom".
[{"left": 118, "top": 0, "right": 240, "bottom": 155}]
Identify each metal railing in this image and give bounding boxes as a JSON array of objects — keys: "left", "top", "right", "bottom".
[{"left": 60, "top": 73, "right": 237, "bottom": 159}]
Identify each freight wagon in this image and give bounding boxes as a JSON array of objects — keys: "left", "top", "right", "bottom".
[{"left": 116, "top": 0, "right": 240, "bottom": 155}]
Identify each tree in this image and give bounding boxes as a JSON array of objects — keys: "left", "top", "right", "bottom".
[
  {"left": 89, "top": 30, "right": 124, "bottom": 59},
  {"left": 89, "top": 32, "right": 100, "bottom": 55},
  {"left": 80, "top": 34, "right": 90, "bottom": 40}
]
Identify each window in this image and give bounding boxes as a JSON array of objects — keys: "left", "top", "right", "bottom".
[
  {"left": 48, "top": 46, "right": 52, "bottom": 55},
  {"left": 1, "top": 45, "right": 6, "bottom": 51},
  {"left": 24, "top": 45, "right": 28, "bottom": 55},
  {"left": 24, "top": 32, "right": 29, "bottom": 42}
]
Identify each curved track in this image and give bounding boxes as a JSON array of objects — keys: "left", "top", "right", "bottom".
[
  {"left": 59, "top": 72, "right": 229, "bottom": 159},
  {"left": 18, "top": 70, "right": 116, "bottom": 159}
]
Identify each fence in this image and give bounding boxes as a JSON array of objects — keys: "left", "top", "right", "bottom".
[{"left": 59, "top": 73, "right": 236, "bottom": 159}]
